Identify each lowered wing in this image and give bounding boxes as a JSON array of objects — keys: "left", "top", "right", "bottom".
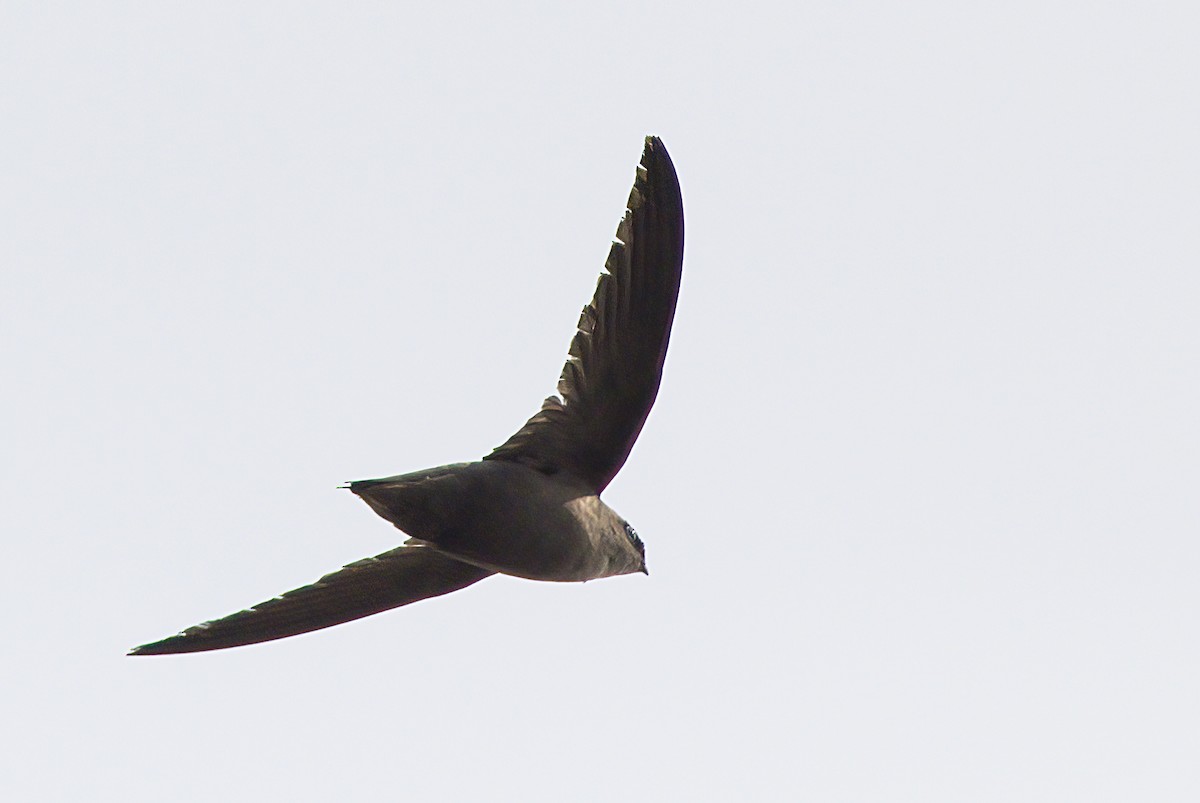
[{"left": 129, "top": 546, "right": 493, "bottom": 655}]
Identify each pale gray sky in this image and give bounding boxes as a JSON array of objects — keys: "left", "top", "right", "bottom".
[{"left": 3, "top": 2, "right": 1198, "bottom": 800}]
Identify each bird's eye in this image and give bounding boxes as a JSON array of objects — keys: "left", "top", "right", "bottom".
[{"left": 624, "top": 523, "right": 643, "bottom": 551}]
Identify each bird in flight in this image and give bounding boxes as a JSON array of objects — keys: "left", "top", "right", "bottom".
[{"left": 130, "top": 136, "right": 684, "bottom": 655}]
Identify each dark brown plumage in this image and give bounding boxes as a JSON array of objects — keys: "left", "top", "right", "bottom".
[
  {"left": 130, "top": 137, "right": 683, "bottom": 656},
  {"left": 485, "top": 137, "right": 684, "bottom": 491}
]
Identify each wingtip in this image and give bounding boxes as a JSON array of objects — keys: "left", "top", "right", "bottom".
[
  {"left": 127, "top": 626, "right": 218, "bottom": 656},
  {"left": 641, "top": 135, "right": 672, "bottom": 161},
  {"left": 641, "top": 135, "right": 665, "bottom": 166},
  {"left": 126, "top": 638, "right": 180, "bottom": 656}
]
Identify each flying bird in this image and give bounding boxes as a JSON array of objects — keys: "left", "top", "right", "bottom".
[{"left": 130, "top": 136, "right": 684, "bottom": 655}]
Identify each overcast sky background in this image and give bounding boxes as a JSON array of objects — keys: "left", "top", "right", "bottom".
[{"left": 4, "top": 2, "right": 1198, "bottom": 800}]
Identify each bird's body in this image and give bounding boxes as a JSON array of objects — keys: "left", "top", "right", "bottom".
[
  {"left": 131, "top": 136, "right": 682, "bottom": 655},
  {"left": 350, "top": 460, "right": 645, "bottom": 583}
]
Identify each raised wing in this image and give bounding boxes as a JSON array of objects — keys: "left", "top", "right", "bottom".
[
  {"left": 484, "top": 136, "right": 684, "bottom": 492},
  {"left": 129, "top": 546, "right": 493, "bottom": 655}
]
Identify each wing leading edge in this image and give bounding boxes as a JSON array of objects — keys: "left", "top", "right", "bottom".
[{"left": 485, "top": 136, "right": 684, "bottom": 492}]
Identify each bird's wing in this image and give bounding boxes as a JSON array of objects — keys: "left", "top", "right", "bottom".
[
  {"left": 484, "top": 136, "right": 684, "bottom": 492},
  {"left": 129, "top": 546, "right": 494, "bottom": 655}
]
